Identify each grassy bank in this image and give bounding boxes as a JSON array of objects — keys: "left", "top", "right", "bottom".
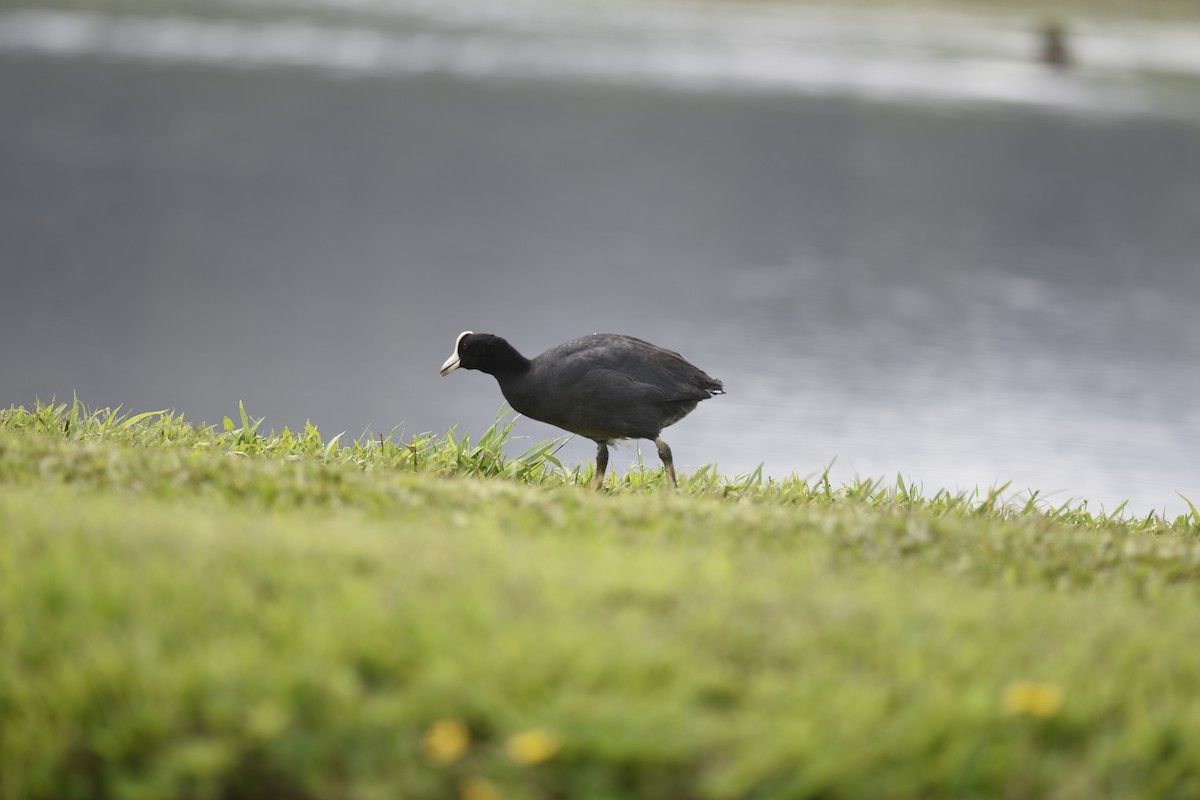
[
  {"left": 2, "top": 400, "right": 1199, "bottom": 800},
  {"left": 13, "top": 0, "right": 1200, "bottom": 23}
]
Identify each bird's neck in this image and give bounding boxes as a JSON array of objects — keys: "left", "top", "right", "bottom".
[{"left": 482, "top": 340, "right": 532, "bottom": 380}]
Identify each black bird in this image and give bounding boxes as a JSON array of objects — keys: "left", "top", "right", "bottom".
[{"left": 439, "top": 331, "right": 724, "bottom": 489}]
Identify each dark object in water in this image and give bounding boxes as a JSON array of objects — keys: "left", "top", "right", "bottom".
[{"left": 1040, "top": 18, "right": 1071, "bottom": 69}]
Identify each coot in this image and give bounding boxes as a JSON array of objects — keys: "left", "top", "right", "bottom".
[{"left": 439, "top": 331, "right": 724, "bottom": 488}]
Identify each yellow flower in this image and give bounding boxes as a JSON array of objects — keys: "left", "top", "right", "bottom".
[
  {"left": 1002, "top": 681, "right": 1064, "bottom": 718},
  {"left": 460, "top": 777, "right": 502, "bottom": 800},
  {"left": 423, "top": 718, "right": 470, "bottom": 765},
  {"left": 505, "top": 728, "right": 560, "bottom": 765}
]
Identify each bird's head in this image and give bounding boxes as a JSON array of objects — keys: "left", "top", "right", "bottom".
[
  {"left": 439, "top": 330, "right": 475, "bottom": 376},
  {"left": 440, "top": 331, "right": 521, "bottom": 377}
]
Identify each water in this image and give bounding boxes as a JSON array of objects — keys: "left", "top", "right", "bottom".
[
  {"left": 5, "top": 6, "right": 1200, "bottom": 117},
  {"left": 2, "top": 2, "right": 1199, "bottom": 514}
]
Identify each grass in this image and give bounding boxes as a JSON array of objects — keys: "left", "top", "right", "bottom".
[{"left": 2, "top": 399, "right": 1200, "bottom": 800}]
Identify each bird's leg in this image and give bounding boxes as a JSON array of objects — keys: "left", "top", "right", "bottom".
[
  {"left": 592, "top": 441, "right": 609, "bottom": 490},
  {"left": 655, "top": 437, "right": 678, "bottom": 489}
]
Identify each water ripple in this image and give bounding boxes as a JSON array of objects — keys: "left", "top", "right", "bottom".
[{"left": 2, "top": 6, "right": 1199, "bottom": 119}]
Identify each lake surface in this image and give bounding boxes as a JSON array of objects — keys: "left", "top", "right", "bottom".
[{"left": 2, "top": 2, "right": 1199, "bottom": 514}]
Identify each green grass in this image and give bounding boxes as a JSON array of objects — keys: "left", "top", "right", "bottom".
[{"left": 2, "top": 399, "right": 1200, "bottom": 800}]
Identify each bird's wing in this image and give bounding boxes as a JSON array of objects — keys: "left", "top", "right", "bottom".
[{"left": 576, "top": 366, "right": 707, "bottom": 404}]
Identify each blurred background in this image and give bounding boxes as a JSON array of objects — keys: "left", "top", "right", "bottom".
[{"left": 2, "top": 0, "right": 1198, "bottom": 514}]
